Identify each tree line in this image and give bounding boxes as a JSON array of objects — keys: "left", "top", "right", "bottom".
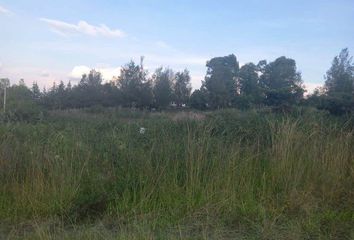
[
  {"left": 34, "top": 61, "right": 192, "bottom": 110},
  {"left": 0, "top": 48, "right": 353, "bottom": 121}
]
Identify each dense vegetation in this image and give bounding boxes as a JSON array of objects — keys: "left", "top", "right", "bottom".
[
  {"left": 0, "top": 48, "right": 353, "bottom": 121},
  {"left": 0, "top": 49, "right": 353, "bottom": 239},
  {"left": 0, "top": 109, "right": 353, "bottom": 239}
]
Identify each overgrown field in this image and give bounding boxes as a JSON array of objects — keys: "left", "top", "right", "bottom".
[{"left": 0, "top": 109, "right": 353, "bottom": 239}]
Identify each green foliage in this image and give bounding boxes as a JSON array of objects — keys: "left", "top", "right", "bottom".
[
  {"left": 100, "top": 82, "right": 122, "bottom": 107},
  {"left": 117, "top": 61, "right": 153, "bottom": 108},
  {"left": 189, "top": 89, "right": 208, "bottom": 110},
  {"left": 4, "top": 49, "right": 353, "bottom": 116},
  {"left": 75, "top": 70, "right": 104, "bottom": 108},
  {"left": 260, "top": 56, "right": 304, "bottom": 106},
  {"left": 239, "top": 63, "right": 261, "bottom": 97},
  {"left": 232, "top": 95, "right": 254, "bottom": 109},
  {"left": 31, "top": 81, "right": 41, "bottom": 101},
  {"left": 325, "top": 48, "right": 354, "bottom": 95},
  {"left": 316, "top": 93, "right": 354, "bottom": 115},
  {"left": 1, "top": 83, "right": 44, "bottom": 122},
  {"left": 80, "top": 69, "right": 102, "bottom": 87},
  {"left": 307, "top": 48, "right": 354, "bottom": 115},
  {"left": 203, "top": 54, "right": 239, "bottom": 108},
  {"left": 173, "top": 69, "right": 192, "bottom": 107},
  {"left": 152, "top": 67, "right": 173, "bottom": 108},
  {"left": 237, "top": 63, "right": 264, "bottom": 107}
]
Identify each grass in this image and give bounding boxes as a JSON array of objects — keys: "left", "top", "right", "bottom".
[{"left": 0, "top": 108, "right": 353, "bottom": 239}]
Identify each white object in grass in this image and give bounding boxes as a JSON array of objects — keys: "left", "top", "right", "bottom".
[{"left": 139, "top": 127, "right": 146, "bottom": 134}]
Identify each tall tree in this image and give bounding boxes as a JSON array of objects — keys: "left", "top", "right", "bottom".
[
  {"left": 152, "top": 67, "right": 174, "bottom": 108},
  {"left": 234, "top": 63, "right": 264, "bottom": 108},
  {"left": 101, "top": 82, "right": 122, "bottom": 107},
  {"left": 325, "top": 48, "right": 354, "bottom": 95},
  {"left": 66, "top": 81, "right": 72, "bottom": 91},
  {"left": 68, "top": 70, "right": 104, "bottom": 108},
  {"left": 318, "top": 48, "right": 354, "bottom": 115},
  {"left": 239, "top": 63, "right": 263, "bottom": 101},
  {"left": 203, "top": 54, "right": 239, "bottom": 108},
  {"left": 56, "top": 81, "right": 66, "bottom": 109},
  {"left": 79, "top": 70, "right": 102, "bottom": 87},
  {"left": 260, "top": 56, "right": 304, "bottom": 106},
  {"left": 31, "top": 82, "right": 41, "bottom": 101},
  {"left": 117, "top": 61, "right": 152, "bottom": 108},
  {"left": 173, "top": 69, "right": 192, "bottom": 107}
]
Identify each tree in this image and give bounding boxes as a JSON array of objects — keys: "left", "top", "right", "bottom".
[
  {"left": 0, "top": 78, "right": 10, "bottom": 88},
  {"left": 152, "top": 67, "right": 173, "bottom": 108},
  {"left": 31, "top": 82, "right": 41, "bottom": 101},
  {"left": 189, "top": 88, "right": 208, "bottom": 110},
  {"left": 203, "top": 54, "right": 239, "bottom": 108},
  {"left": 257, "top": 60, "right": 267, "bottom": 74},
  {"left": 238, "top": 63, "right": 263, "bottom": 106},
  {"left": 5, "top": 82, "right": 43, "bottom": 121},
  {"left": 66, "top": 81, "right": 72, "bottom": 91},
  {"left": 71, "top": 70, "right": 104, "bottom": 108},
  {"left": 117, "top": 61, "right": 153, "bottom": 108},
  {"left": 325, "top": 48, "right": 354, "bottom": 95},
  {"left": 56, "top": 81, "right": 66, "bottom": 109},
  {"left": 19, "top": 79, "right": 25, "bottom": 86},
  {"left": 139, "top": 80, "right": 154, "bottom": 109},
  {"left": 50, "top": 82, "right": 57, "bottom": 94},
  {"left": 174, "top": 69, "right": 192, "bottom": 107},
  {"left": 79, "top": 70, "right": 102, "bottom": 87},
  {"left": 101, "top": 82, "right": 122, "bottom": 107},
  {"left": 319, "top": 48, "right": 354, "bottom": 115},
  {"left": 40, "top": 82, "right": 56, "bottom": 109},
  {"left": 260, "top": 56, "right": 304, "bottom": 107}
]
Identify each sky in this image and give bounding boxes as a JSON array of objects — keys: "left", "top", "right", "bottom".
[{"left": 0, "top": 0, "right": 353, "bottom": 93}]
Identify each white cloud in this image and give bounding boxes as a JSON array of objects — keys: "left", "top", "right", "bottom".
[
  {"left": 69, "top": 65, "right": 121, "bottom": 81},
  {"left": 99, "top": 67, "right": 121, "bottom": 80},
  {"left": 40, "top": 18, "right": 126, "bottom": 38},
  {"left": 39, "top": 70, "right": 50, "bottom": 77},
  {"left": 69, "top": 66, "right": 91, "bottom": 79},
  {"left": 0, "top": 5, "right": 13, "bottom": 15}
]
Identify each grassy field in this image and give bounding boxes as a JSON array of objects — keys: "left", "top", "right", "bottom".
[{"left": 0, "top": 108, "right": 353, "bottom": 239}]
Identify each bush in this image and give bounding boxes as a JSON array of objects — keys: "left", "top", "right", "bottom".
[
  {"left": 4, "top": 99, "right": 44, "bottom": 122},
  {"left": 0, "top": 84, "right": 46, "bottom": 122}
]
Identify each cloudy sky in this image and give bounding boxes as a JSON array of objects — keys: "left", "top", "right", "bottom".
[{"left": 0, "top": 0, "right": 353, "bottom": 92}]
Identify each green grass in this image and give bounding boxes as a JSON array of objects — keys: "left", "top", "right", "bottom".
[{"left": 0, "top": 108, "right": 353, "bottom": 239}]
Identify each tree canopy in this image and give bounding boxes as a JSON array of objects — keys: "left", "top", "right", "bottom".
[
  {"left": 174, "top": 69, "right": 192, "bottom": 107},
  {"left": 152, "top": 67, "right": 173, "bottom": 109},
  {"left": 203, "top": 54, "right": 239, "bottom": 109},
  {"left": 260, "top": 56, "right": 304, "bottom": 106},
  {"left": 325, "top": 48, "right": 354, "bottom": 95}
]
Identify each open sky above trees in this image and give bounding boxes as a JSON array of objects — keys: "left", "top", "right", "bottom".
[{"left": 1, "top": 0, "right": 353, "bottom": 93}]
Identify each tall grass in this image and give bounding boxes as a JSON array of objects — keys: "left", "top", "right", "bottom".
[{"left": 0, "top": 109, "right": 353, "bottom": 239}]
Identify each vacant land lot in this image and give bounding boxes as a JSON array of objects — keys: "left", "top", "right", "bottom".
[{"left": 0, "top": 109, "right": 353, "bottom": 239}]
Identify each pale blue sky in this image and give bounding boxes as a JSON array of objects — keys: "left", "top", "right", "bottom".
[{"left": 0, "top": 0, "right": 353, "bottom": 92}]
